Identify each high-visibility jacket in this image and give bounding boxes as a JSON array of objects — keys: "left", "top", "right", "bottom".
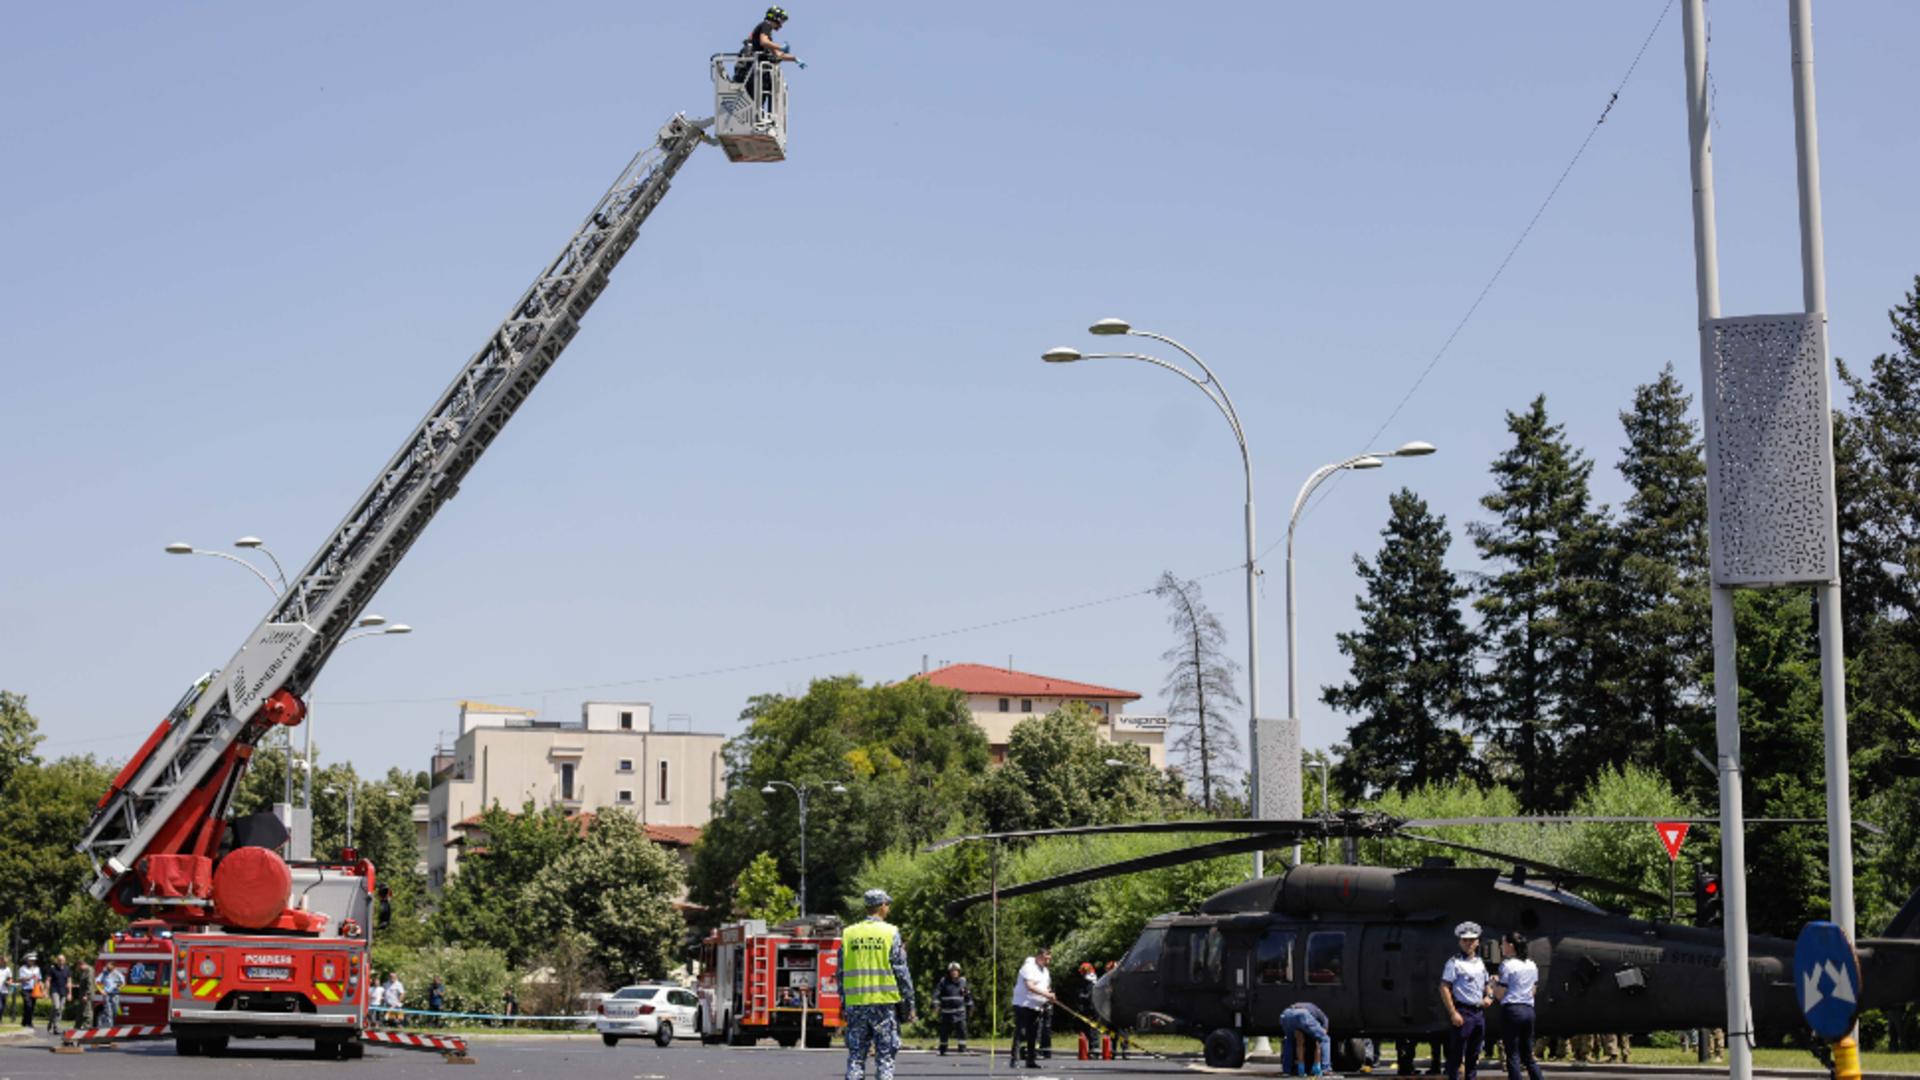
[{"left": 840, "top": 919, "right": 903, "bottom": 1007}]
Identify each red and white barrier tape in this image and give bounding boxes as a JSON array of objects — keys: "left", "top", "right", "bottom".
[
  {"left": 364, "top": 1029, "right": 471, "bottom": 1054},
  {"left": 61, "top": 1023, "right": 170, "bottom": 1044}
]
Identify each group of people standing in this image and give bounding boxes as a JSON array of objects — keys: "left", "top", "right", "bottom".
[
  {"left": 0, "top": 954, "right": 76, "bottom": 1031},
  {"left": 1437, "top": 922, "right": 1543, "bottom": 1080}
]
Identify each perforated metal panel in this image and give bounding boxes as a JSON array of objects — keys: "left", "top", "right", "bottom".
[
  {"left": 1256, "top": 717, "right": 1302, "bottom": 821},
  {"left": 1705, "top": 313, "right": 1839, "bottom": 586}
]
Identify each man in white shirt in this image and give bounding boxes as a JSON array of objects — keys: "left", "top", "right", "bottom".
[
  {"left": 1437, "top": 922, "right": 1490, "bottom": 1080},
  {"left": 384, "top": 973, "right": 406, "bottom": 1028},
  {"left": 1009, "top": 947, "right": 1055, "bottom": 1068},
  {"left": 369, "top": 977, "right": 387, "bottom": 1028},
  {"left": 0, "top": 959, "right": 12, "bottom": 1024}
]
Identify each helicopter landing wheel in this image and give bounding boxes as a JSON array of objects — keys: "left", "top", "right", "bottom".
[{"left": 1204, "top": 1028, "right": 1247, "bottom": 1069}]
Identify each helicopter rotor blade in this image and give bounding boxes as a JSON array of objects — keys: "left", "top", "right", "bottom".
[
  {"left": 942, "top": 833, "right": 1278, "bottom": 915},
  {"left": 1397, "top": 832, "right": 1666, "bottom": 907},
  {"left": 925, "top": 817, "right": 1333, "bottom": 853},
  {"left": 1404, "top": 815, "right": 1828, "bottom": 827}
]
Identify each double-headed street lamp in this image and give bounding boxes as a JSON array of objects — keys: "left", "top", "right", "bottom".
[
  {"left": 1285, "top": 445, "right": 1436, "bottom": 743},
  {"left": 760, "top": 779, "right": 847, "bottom": 918},
  {"left": 1044, "top": 319, "right": 1269, "bottom": 873}
]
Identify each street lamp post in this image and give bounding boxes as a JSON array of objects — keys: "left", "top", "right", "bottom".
[
  {"left": 168, "top": 538, "right": 295, "bottom": 805},
  {"left": 761, "top": 780, "right": 847, "bottom": 918},
  {"left": 305, "top": 618, "right": 413, "bottom": 813},
  {"left": 1284, "top": 444, "right": 1433, "bottom": 864},
  {"left": 1044, "top": 320, "right": 1267, "bottom": 874},
  {"left": 324, "top": 779, "right": 357, "bottom": 851}
]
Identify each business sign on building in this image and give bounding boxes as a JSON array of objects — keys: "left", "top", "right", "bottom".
[{"left": 1113, "top": 714, "right": 1170, "bottom": 732}]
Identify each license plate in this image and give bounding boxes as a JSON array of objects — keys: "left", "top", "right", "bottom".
[{"left": 245, "top": 966, "right": 292, "bottom": 981}]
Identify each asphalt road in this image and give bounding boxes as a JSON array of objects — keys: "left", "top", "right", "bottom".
[{"left": 0, "top": 1034, "right": 1842, "bottom": 1080}]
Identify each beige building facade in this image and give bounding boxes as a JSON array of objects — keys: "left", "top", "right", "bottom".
[
  {"left": 914, "top": 664, "right": 1167, "bottom": 768},
  {"left": 425, "top": 700, "right": 724, "bottom": 890}
]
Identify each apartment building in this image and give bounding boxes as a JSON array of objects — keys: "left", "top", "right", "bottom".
[
  {"left": 425, "top": 699, "right": 724, "bottom": 890},
  {"left": 914, "top": 663, "right": 1167, "bottom": 768}
]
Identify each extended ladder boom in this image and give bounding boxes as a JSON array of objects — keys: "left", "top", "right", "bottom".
[{"left": 80, "top": 115, "right": 714, "bottom": 902}]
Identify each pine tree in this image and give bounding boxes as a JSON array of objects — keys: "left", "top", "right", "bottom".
[
  {"left": 1468, "top": 395, "right": 1598, "bottom": 811},
  {"left": 1613, "top": 365, "right": 1711, "bottom": 790},
  {"left": 1323, "top": 489, "right": 1482, "bottom": 799},
  {"left": 1152, "top": 572, "right": 1243, "bottom": 811}
]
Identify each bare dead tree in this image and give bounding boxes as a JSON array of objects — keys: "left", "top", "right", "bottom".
[{"left": 1152, "top": 571, "right": 1243, "bottom": 811}]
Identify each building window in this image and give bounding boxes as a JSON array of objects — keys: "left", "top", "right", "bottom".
[
  {"left": 619, "top": 710, "right": 634, "bottom": 730},
  {"left": 618, "top": 759, "right": 634, "bottom": 773},
  {"left": 1305, "top": 931, "right": 1345, "bottom": 985},
  {"left": 560, "top": 762, "right": 576, "bottom": 801},
  {"left": 657, "top": 760, "right": 670, "bottom": 803},
  {"left": 617, "top": 789, "right": 634, "bottom": 805},
  {"left": 998, "top": 698, "right": 1010, "bottom": 713},
  {"left": 1021, "top": 699, "right": 1033, "bottom": 713},
  {"left": 1256, "top": 930, "right": 1295, "bottom": 985}
]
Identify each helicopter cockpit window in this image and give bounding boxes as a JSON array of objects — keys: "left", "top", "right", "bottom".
[
  {"left": 1255, "top": 930, "right": 1295, "bottom": 984},
  {"left": 1119, "top": 928, "right": 1165, "bottom": 974},
  {"left": 1190, "top": 928, "right": 1225, "bottom": 983},
  {"left": 1305, "top": 931, "right": 1345, "bottom": 985}
]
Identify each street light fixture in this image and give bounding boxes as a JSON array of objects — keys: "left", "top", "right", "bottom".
[
  {"left": 761, "top": 780, "right": 847, "bottom": 918},
  {"left": 1043, "top": 318, "right": 1265, "bottom": 874},
  {"left": 164, "top": 541, "right": 283, "bottom": 598},
  {"left": 233, "top": 536, "right": 291, "bottom": 593}
]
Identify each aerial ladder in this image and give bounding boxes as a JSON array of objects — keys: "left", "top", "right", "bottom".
[{"left": 68, "top": 56, "right": 793, "bottom": 1057}]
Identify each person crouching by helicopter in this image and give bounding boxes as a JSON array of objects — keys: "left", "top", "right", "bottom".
[
  {"left": 1491, "top": 932, "right": 1543, "bottom": 1080},
  {"left": 1439, "top": 922, "right": 1493, "bottom": 1080},
  {"left": 1280, "top": 1001, "right": 1333, "bottom": 1076}
]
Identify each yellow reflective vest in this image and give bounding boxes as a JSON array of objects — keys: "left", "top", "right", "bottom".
[{"left": 840, "top": 919, "right": 903, "bottom": 1007}]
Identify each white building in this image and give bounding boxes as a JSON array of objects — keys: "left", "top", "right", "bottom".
[
  {"left": 913, "top": 663, "right": 1166, "bottom": 768},
  {"left": 425, "top": 699, "right": 724, "bottom": 891}
]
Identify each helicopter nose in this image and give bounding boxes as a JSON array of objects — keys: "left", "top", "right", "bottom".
[{"left": 1091, "top": 971, "right": 1113, "bottom": 1024}]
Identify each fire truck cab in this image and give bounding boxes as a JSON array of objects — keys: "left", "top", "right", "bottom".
[{"left": 698, "top": 916, "right": 843, "bottom": 1048}]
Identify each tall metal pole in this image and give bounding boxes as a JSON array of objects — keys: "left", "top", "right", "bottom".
[
  {"left": 1682, "top": 4, "right": 1754, "bottom": 1076},
  {"left": 1246, "top": 494, "right": 1263, "bottom": 879},
  {"left": 797, "top": 787, "right": 809, "bottom": 919},
  {"left": 1788, "top": 0, "right": 1855, "bottom": 945}
]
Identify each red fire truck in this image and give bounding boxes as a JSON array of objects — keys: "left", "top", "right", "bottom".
[
  {"left": 698, "top": 916, "right": 844, "bottom": 1048},
  {"left": 90, "top": 921, "right": 176, "bottom": 1028}
]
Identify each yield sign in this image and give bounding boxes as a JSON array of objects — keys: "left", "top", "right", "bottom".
[{"left": 1656, "top": 821, "right": 1690, "bottom": 862}]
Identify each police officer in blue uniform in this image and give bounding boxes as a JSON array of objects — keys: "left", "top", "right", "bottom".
[{"left": 1439, "top": 922, "right": 1492, "bottom": 1080}]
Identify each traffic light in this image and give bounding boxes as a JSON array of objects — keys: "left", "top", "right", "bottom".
[{"left": 1693, "top": 866, "right": 1722, "bottom": 926}]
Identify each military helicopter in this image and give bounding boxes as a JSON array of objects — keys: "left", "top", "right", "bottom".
[{"left": 934, "top": 812, "right": 1920, "bottom": 1070}]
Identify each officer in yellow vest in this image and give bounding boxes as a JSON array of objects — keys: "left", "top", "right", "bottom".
[{"left": 841, "top": 889, "right": 915, "bottom": 1080}]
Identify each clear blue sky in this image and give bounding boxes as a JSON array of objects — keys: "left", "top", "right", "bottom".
[{"left": 5, "top": 3, "right": 1916, "bottom": 782}]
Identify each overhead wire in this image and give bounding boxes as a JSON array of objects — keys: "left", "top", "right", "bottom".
[{"left": 1266, "top": 0, "right": 1678, "bottom": 556}]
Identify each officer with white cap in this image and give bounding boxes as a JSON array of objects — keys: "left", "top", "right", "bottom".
[
  {"left": 1438, "top": 922, "right": 1491, "bottom": 1080},
  {"left": 840, "top": 888, "right": 914, "bottom": 1080}
]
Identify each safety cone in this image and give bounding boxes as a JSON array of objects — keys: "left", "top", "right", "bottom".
[
  {"left": 1077, "top": 1032, "right": 1091, "bottom": 1060},
  {"left": 1101, "top": 1034, "right": 1115, "bottom": 1060}
]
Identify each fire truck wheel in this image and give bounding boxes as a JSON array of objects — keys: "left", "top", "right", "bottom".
[
  {"left": 654, "top": 1021, "right": 674, "bottom": 1047},
  {"left": 775, "top": 1034, "right": 798, "bottom": 1049},
  {"left": 175, "top": 1037, "right": 203, "bottom": 1056},
  {"left": 805, "top": 1029, "right": 832, "bottom": 1050},
  {"left": 346, "top": 1039, "right": 365, "bottom": 1060},
  {"left": 602, "top": 1034, "right": 621, "bottom": 1047},
  {"left": 203, "top": 1036, "right": 230, "bottom": 1056}
]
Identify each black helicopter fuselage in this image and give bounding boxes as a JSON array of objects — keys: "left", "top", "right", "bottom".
[{"left": 1092, "top": 864, "right": 1920, "bottom": 1054}]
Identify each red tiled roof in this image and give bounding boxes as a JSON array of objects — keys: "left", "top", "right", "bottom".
[{"left": 914, "top": 663, "right": 1141, "bottom": 701}]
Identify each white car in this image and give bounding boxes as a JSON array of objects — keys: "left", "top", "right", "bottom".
[{"left": 597, "top": 984, "right": 701, "bottom": 1047}]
